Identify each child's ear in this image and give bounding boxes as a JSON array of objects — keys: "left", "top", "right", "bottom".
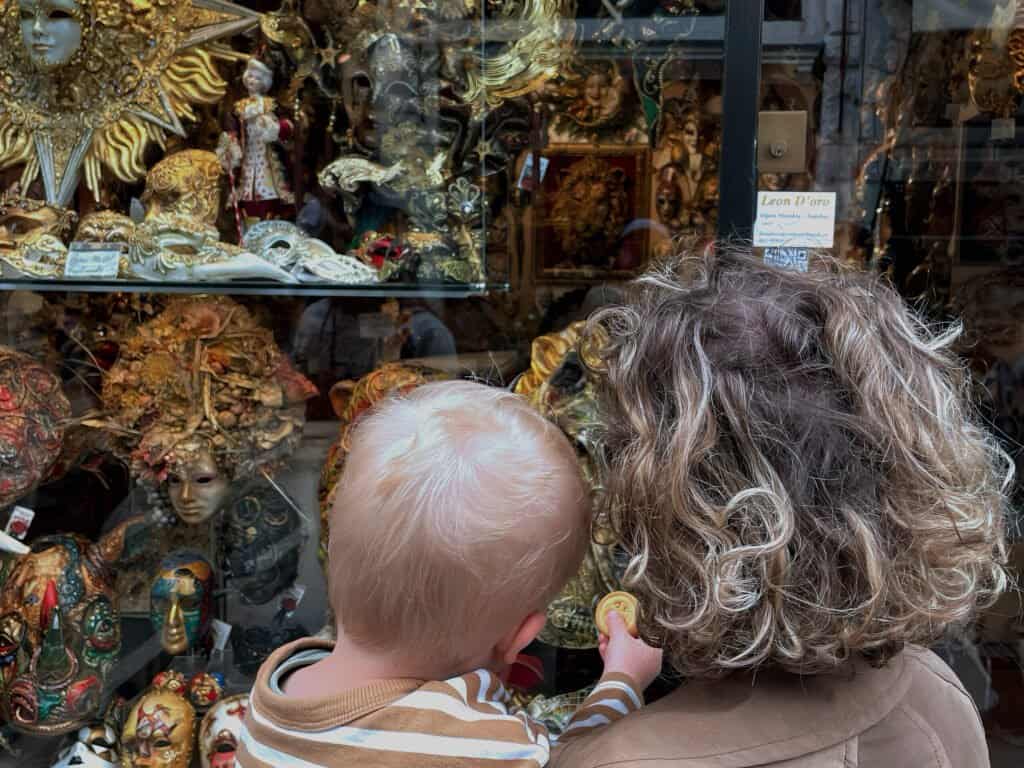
[{"left": 497, "top": 611, "right": 547, "bottom": 666}]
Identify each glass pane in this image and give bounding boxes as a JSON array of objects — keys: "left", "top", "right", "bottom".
[{"left": 758, "top": 3, "right": 1024, "bottom": 763}]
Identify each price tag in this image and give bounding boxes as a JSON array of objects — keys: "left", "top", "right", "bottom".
[
  {"left": 210, "top": 619, "right": 232, "bottom": 652},
  {"left": 764, "top": 247, "right": 809, "bottom": 272},
  {"left": 5, "top": 506, "right": 34, "bottom": 540},
  {"left": 754, "top": 192, "right": 837, "bottom": 249},
  {"left": 65, "top": 243, "right": 123, "bottom": 279}
]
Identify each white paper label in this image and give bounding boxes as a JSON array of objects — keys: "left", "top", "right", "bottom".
[
  {"left": 65, "top": 243, "right": 122, "bottom": 279},
  {"left": 5, "top": 506, "right": 34, "bottom": 540},
  {"left": 753, "top": 192, "right": 837, "bottom": 249},
  {"left": 764, "top": 247, "right": 809, "bottom": 272},
  {"left": 210, "top": 619, "right": 232, "bottom": 652}
]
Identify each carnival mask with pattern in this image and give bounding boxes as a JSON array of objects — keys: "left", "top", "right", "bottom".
[
  {"left": 221, "top": 489, "right": 302, "bottom": 606},
  {"left": 51, "top": 724, "right": 119, "bottom": 768},
  {"left": 120, "top": 682, "right": 196, "bottom": 768},
  {"left": 0, "top": 519, "right": 147, "bottom": 734},
  {"left": 149, "top": 550, "right": 214, "bottom": 655},
  {"left": 198, "top": 693, "right": 248, "bottom": 768}
]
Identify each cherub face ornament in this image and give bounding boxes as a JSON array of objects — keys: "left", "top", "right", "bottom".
[
  {"left": 51, "top": 724, "right": 119, "bottom": 768},
  {"left": 198, "top": 694, "right": 248, "bottom": 768}
]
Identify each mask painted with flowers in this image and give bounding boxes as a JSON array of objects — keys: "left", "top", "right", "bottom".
[
  {"left": 0, "top": 519, "right": 146, "bottom": 734},
  {"left": 119, "top": 677, "right": 196, "bottom": 768},
  {"left": 149, "top": 550, "right": 213, "bottom": 655},
  {"left": 198, "top": 693, "right": 248, "bottom": 768}
]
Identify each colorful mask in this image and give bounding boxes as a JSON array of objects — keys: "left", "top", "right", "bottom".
[
  {"left": 198, "top": 693, "right": 248, "bottom": 768},
  {"left": 149, "top": 550, "right": 214, "bottom": 655},
  {"left": 0, "top": 345, "right": 72, "bottom": 509},
  {"left": 51, "top": 724, "right": 119, "bottom": 768},
  {"left": 0, "top": 519, "right": 146, "bottom": 734},
  {"left": 221, "top": 488, "right": 302, "bottom": 605},
  {"left": 120, "top": 679, "right": 196, "bottom": 768}
]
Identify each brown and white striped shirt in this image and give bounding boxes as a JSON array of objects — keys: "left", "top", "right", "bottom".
[{"left": 238, "top": 637, "right": 643, "bottom": 768}]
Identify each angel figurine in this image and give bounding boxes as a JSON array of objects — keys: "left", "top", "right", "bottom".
[{"left": 219, "top": 59, "right": 296, "bottom": 221}]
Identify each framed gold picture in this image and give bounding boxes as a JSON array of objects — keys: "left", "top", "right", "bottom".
[{"left": 525, "top": 145, "right": 652, "bottom": 283}]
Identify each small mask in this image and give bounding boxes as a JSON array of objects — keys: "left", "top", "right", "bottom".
[
  {"left": 149, "top": 551, "right": 214, "bottom": 655},
  {"left": 120, "top": 683, "right": 196, "bottom": 768},
  {"left": 198, "top": 694, "right": 248, "bottom": 768},
  {"left": 221, "top": 489, "right": 302, "bottom": 605},
  {"left": 0, "top": 194, "right": 74, "bottom": 254},
  {"left": 17, "top": 0, "right": 83, "bottom": 72},
  {"left": 51, "top": 724, "right": 119, "bottom": 768},
  {"left": 165, "top": 441, "right": 231, "bottom": 525},
  {"left": 140, "top": 151, "right": 224, "bottom": 229}
]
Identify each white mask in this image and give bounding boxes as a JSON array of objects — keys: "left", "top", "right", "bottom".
[
  {"left": 51, "top": 725, "right": 119, "bottom": 768},
  {"left": 18, "top": 0, "right": 83, "bottom": 72}
]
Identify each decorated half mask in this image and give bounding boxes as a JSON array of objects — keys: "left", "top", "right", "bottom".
[
  {"left": 120, "top": 677, "right": 196, "bottom": 768},
  {"left": 0, "top": 192, "right": 75, "bottom": 254},
  {"left": 51, "top": 724, "right": 119, "bottom": 768},
  {"left": 149, "top": 550, "right": 214, "bottom": 655},
  {"left": 0, "top": 519, "right": 146, "bottom": 734},
  {"left": 221, "top": 489, "right": 303, "bottom": 605},
  {"left": 198, "top": 693, "right": 248, "bottom": 768},
  {"left": 0, "top": 346, "right": 72, "bottom": 510}
]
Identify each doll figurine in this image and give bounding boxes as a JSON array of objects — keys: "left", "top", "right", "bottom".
[{"left": 219, "top": 59, "right": 295, "bottom": 221}]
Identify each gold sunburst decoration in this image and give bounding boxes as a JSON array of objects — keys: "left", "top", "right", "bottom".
[{"left": 0, "top": 0, "right": 259, "bottom": 205}]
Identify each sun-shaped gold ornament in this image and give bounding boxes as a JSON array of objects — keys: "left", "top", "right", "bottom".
[{"left": 0, "top": 0, "right": 259, "bottom": 205}]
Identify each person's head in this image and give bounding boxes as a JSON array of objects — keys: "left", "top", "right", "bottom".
[
  {"left": 327, "top": 380, "right": 589, "bottom": 673},
  {"left": 588, "top": 246, "right": 1010, "bottom": 679}
]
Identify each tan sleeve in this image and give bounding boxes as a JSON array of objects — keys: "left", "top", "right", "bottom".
[{"left": 553, "top": 673, "right": 643, "bottom": 744}]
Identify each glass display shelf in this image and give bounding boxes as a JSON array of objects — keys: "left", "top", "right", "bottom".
[{"left": 0, "top": 278, "right": 504, "bottom": 298}]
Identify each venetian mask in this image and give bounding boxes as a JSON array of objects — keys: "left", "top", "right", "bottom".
[
  {"left": 198, "top": 694, "right": 248, "bottom": 768},
  {"left": 140, "top": 151, "right": 223, "bottom": 230},
  {"left": 17, "top": 0, "right": 83, "bottom": 72},
  {"left": 0, "top": 519, "right": 146, "bottom": 734},
  {"left": 75, "top": 212, "right": 136, "bottom": 245},
  {"left": 120, "top": 684, "right": 196, "bottom": 768},
  {"left": 221, "top": 490, "right": 302, "bottom": 605},
  {"left": 0, "top": 194, "right": 75, "bottom": 254},
  {"left": 165, "top": 440, "right": 230, "bottom": 525},
  {"left": 51, "top": 724, "right": 119, "bottom": 768},
  {"left": 655, "top": 177, "right": 682, "bottom": 226},
  {"left": 149, "top": 550, "right": 213, "bottom": 655}
]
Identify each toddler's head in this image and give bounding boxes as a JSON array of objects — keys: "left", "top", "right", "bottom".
[{"left": 327, "top": 380, "right": 589, "bottom": 672}]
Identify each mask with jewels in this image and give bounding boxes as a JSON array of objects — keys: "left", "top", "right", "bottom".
[
  {"left": 51, "top": 724, "right": 119, "bottom": 768},
  {"left": 0, "top": 519, "right": 146, "bottom": 734},
  {"left": 221, "top": 489, "right": 302, "bottom": 606},
  {"left": 119, "top": 675, "right": 196, "bottom": 768},
  {"left": 149, "top": 550, "right": 213, "bottom": 655},
  {"left": 198, "top": 693, "right": 248, "bottom": 768}
]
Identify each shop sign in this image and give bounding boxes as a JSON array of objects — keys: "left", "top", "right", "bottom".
[{"left": 753, "top": 191, "right": 836, "bottom": 249}]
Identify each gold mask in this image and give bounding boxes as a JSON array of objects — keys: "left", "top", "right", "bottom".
[{"left": 120, "top": 688, "right": 196, "bottom": 768}]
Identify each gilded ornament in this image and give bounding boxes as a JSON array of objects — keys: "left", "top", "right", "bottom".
[
  {"left": 550, "top": 156, "right": 630, "bottom": 269},
  {"left": 0, "top": 0, "right": 259, "bottom": 205}
]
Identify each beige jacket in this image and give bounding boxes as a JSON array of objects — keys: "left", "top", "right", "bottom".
[{"left": 553, "top": 646, "right": 988, "bottom": 768}]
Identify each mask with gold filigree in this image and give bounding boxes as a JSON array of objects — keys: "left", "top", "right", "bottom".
[{"left": 0, "top": 519, "right": 147, "bottom": 734}]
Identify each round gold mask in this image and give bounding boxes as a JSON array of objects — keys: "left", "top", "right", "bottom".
[{"left": 120, "top": 688, "right": 196, "bottom": 768}]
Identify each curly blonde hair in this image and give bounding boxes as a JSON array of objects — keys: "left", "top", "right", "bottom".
[{"left": 588, "top": 247, "right": 1011, "bottom": 678}]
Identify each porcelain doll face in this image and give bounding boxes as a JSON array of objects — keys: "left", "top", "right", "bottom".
[
  {"left": 120, "top": 689, "right": 196, "bottom": 768},
  {"left": 149, "top": 551, "right": 213, "bottom": 655},
  {"left": 18, "top": 0, "right": 83, "bottom": 72},
  {"left": 198, "top": 694, "right": 248, "bottom": 768},
  {"left": 166, "top": 445, "right": 230, "bottom": 525},
  {"left": 242, "top": 60, "right": 272, "bottom": 96}
]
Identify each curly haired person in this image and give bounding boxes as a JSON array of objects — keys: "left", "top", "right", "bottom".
[{"left": 555, "top": 247, "right": 1010, "bottom": 768}]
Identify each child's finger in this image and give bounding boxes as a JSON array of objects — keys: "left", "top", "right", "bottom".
[{"left": 605, "top": 610, "right": 630, "bottom": 639}]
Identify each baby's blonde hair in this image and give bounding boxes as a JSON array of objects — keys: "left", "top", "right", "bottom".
[{"left": 327, "top": 380, "right": 589, "bottom": 669}]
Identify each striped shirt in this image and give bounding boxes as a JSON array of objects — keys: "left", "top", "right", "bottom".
[{"left": 238, "top": 637, "right": 643, "bottom": 768}]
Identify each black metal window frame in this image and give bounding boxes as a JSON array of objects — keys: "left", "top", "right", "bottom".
[{"left": 717, "top": 1, "right": 765, "bottom": 241}]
